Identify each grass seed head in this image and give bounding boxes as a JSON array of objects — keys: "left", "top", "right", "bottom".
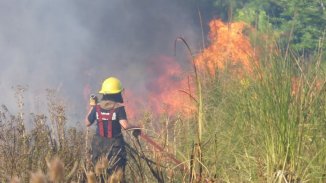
[
  {"left": 30, "top": 170, "right": 48, "bottom": 183},
  {"left": 10, "top": 176, "right": 20, "bottom": 183},
  {"left": 86, "top": 171, "right": 96, "bottom": 183},
  {"left": 108, "top": 168, "right": 123, "bottom": 183},
  {"left": 95, "top": 156, "right": 109, "bottom": 176},
  {"left": 48, "top": 157, "right": 65, "bottom": 182}
]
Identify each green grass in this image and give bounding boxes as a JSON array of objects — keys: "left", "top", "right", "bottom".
[{"left": 198, "top": 48, "right": 326, "bottom": 182}]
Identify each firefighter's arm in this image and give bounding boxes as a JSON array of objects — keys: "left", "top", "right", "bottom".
[
  {"left": 85, "top": 94, "right": 98, "bottom": 127},
  {"left": 119, "top": 119, "right": 137, "bottom": 130},
  {"left": 120, "top": 119, "right": 142, "bottom": 137}
]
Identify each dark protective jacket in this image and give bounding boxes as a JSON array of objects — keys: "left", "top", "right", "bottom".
[
  {"left": 88, "top": 100, "right": 127, "bottom": 138},
  {"left": 88, "top": 100, "right": 127, "bottom": 172}
]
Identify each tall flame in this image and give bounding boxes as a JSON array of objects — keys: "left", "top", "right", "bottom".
[{"left": 196, "top": 19, "right": 256, "bottom": 76}]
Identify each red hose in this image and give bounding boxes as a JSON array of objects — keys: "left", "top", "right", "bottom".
[{"left": 140, "top": 133, "right": 184, "bottom": 169}]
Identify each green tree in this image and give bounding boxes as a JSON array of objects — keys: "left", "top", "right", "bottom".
[
  {"left": 176, "top": 0, "right": 249, "bottom": 21},
  {"left": 236, "top": 0, "right": 326, "bottom": 56}
]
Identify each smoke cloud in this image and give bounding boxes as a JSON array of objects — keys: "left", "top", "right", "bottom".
[{"left": 0, "top": 0, "right": 200, "bottom": 122}]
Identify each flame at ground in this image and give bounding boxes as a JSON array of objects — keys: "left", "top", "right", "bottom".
[
  {"left": 124, "top": 56, "right": 196, "bottom": 119},
  {"left": 145, "top": 56, "right": 195, "bottom": 116},
  {"left": 123, "top": 89, "right": 144, "bottom": 119},
  {"left": 196, "top": 19, "right": 257, "bottom": 76}
]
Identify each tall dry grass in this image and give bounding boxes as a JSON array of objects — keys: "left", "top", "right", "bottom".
[{"left": 0, "top": 89, "right": 84, "bottom": 182}]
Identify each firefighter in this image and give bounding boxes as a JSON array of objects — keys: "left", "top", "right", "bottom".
[{"left": 85, "top": 76, "right": 141, "bottom": 179}]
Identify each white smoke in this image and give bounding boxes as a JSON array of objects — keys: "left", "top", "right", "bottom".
[{"left": 0, "top": 0, "right": 200, "bottom": 123}]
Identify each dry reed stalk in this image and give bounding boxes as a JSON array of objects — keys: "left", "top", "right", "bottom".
[
  {"left": 30, "top": 170, "right": 48, "bottom": 183},
  {"left": 175, "top": 37, "right": 204, "bottom": 180},
  {"left": 85, "top": 126, "right": 90, "bottom": 171},
  {"left": 15, "top": 85, "right": 26, "bottom": 138}
]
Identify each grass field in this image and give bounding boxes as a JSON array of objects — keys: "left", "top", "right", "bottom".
[{"left": 0, "top": 20, "right": 325, "bottom": 183}]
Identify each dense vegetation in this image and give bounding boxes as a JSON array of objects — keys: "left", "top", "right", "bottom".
[{"left": 0, "top": 1, "right": 325, "bottom": 182}]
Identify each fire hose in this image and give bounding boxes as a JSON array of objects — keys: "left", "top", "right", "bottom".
[
  {"left": 125, "top": 129, "right": 188, "bottom": 183},
  {"left": 138, "top": 133, "right": 184, "bottom": 170},
  {"left": 136, "top": 133, "right": 210, "bottom": 182}
]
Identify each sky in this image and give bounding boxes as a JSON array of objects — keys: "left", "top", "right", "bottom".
[{"left": 0, "top": 0, "right": 201, "bottom": 123}]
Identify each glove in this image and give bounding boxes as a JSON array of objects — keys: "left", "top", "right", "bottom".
[
  {"left": 132, "top": 129, "right": 141, "bottom": 138},
  {"left": 89, "top": 94, "right": 98, "bottom": 106}
]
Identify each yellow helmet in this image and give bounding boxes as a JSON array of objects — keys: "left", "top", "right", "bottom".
[{"left": 99, "top": 77, "right": 123, "bottom": 94}]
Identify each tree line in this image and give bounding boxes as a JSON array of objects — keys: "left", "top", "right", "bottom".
[{"left": 178, "top": 0, "right": 326, "bottom": 58}]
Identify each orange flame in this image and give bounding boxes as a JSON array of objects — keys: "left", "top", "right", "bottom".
[
  {"left": 196, "top": 19, "right": 257, "bottom": 76},
  {"left": 123, "top": 89, "right": 144, "bottom": 119},
  {"left": 124, "top": 56, "right": 196, "bottom": 119},
  {"left": 145, "top": 56, "right": 195, "bottom": 116}
]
